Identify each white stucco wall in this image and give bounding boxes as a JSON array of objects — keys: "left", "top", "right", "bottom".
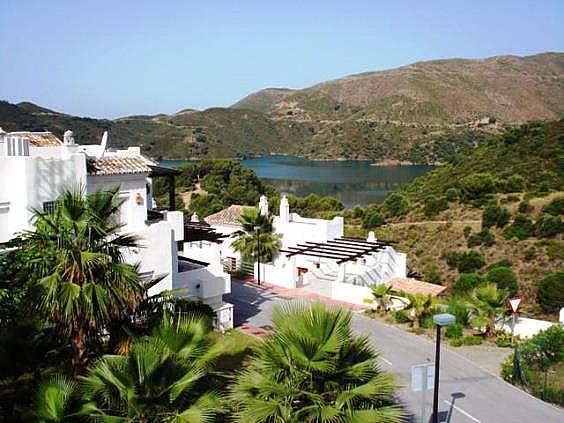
[{"left": 332, "top": 281, "right": 373, "bottom": 305}]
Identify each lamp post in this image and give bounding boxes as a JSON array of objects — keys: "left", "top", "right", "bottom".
[
  {"left": 432, "top": 313, "right": 456, "bottom": 423},
  {"left": 254, "top": 226, "right": 261, "bottom": 286}
]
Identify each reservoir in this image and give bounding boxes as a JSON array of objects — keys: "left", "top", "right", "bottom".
[{"left": 159, "top": 156, "right": 435, "bottom": 207}]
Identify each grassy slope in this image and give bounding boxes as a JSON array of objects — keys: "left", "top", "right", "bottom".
[{"left": 346, "top": 121, "right": 564, "bottom": 317}]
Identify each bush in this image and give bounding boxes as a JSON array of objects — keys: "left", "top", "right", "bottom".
[
  {"left": 451, "top": 273, "right": 485, "bottom": 297},
  {"left": 537, "top": 271, "right": 564, "bottom": 313},
  {"left": 462, "top": 335, "right": 483, "bottom": 346},
  {"left": 487, "top": 266, "right": 519, "bottom": 296},
  {"left": 518, "top": 200, "right": 533, "bottom": 214},
  {"left": 394, "top": 310, "right": 410, "bottom": 324},
  {"left": 424, "top": 195, "right": 449, "bottom": 218},
  {"left": 445, "top": 323, "right": 463, "bottom": 339},
  {"left": 362, "top": 210, "right": 386, "bottom": 229},
  {"left": 421, "top": 315, "right": 435, "bottom": 329},
  {"left": 487, "top": 259, "right": 513, "bottom": 270},
  {"left": 445, "top": 187, "right": 460, "bottom": 202},
  {"left": 463, "top": 226, "right": 472, "bottom": 239},
  {"left": 482, "top": 205, "right": 511, "bottom": 229},
  {"left": 523, "top": 246, "right": 536, "bottom": 261},
  {"left": 534, "top": 216, "right": 563, "bottom": 238},
  {"left": 446, "top": 299, "right": 471, "bottom": 326},
  {"left": 467, "top": 229, "right": 495, "bottom": 247},
  {"left": 424, "top": 265, "right": 442, "bottom": 285},
  {"left": 450, "top": 338, "right": 463, "bottom": 347},
  {"left": 504, "top": 214, "right": 535, "bottom": 240},
  {"left": 383, "top": 192, "right": 409, "bottom": 217},
  {"left": 459, "top": 173, "right": 497, "bottom": 199},
  {"left": 442, "top": 250, "right": 486, "bottom": 273},
  {"left": 495, "top": 331, "right": 512, "bottom": 348},
  {"left": 500, "top": 174, "right": 527, "bottom": 193},
  {"left": 543, "top": 196, "right": 564, "bottom": 216}
]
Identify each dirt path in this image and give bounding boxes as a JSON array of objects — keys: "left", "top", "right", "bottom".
[
  {"left": 387, "top": 219, "right": 481, "bottom": 227},
  {"left": 179, "top": 183, "right": 205, "bottom": 209}
]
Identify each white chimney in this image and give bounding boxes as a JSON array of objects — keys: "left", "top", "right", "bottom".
[
  {"left": 191, "top": 212, "right": 199, "bottom": 223},
  {"left": 367, "top": 231, "right": 377, "bottom": 243},
  {"left": 63, "top": 129, "right": 75, "bottom": 145},
  {"left": 279, "top": 194, "right": 290, "bottom": 222},
  {"left": 259, "top": 195, "right": 269, "bottom": 216}
]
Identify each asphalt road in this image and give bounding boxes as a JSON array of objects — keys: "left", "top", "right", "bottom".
[{"left": 225, "top": 281, "right": 563, "bottom": 423}]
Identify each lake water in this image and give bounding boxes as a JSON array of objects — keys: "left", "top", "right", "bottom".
[{"left": 159, "top": 156, "right": 434, "bottom": 207}]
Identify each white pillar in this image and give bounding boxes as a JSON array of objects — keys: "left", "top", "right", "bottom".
[
  {"left": 279, "top": 194, "right": 290, "bottom": 222},
  {"left": 367, "top": 231, "right": 377, "bottom": 243},
  {"left": 560, "top": 307, "right": 564, "bottom": 324},
  {"left": 259, "top": 195, "right": 269, "bottom": 216},
  {"left": 337, "top": 262, "right": 347, "bottom": 283}
]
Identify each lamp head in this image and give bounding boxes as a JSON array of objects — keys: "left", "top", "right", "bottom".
[{"left": 433, "top": 313, "right": 456, "bottom": 327}]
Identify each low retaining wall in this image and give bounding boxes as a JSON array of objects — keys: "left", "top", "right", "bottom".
[{"left": 331, "top": 281, "right": 373, "bottom": 306}]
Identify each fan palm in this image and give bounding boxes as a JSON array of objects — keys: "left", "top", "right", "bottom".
[
  {"left": 35, "top": 314, "right": 224, "bottom": 422},
  {"left": 19, "top": 186, "right": 146, "bottom": 376},
  {"left": 368, "top": 284, "right": 394, "bottom": 312},
  {"left": 232, "top": 207, "right": 281, "bottom": 262},
  {"left": 34, "top": 375, "right": 78, "bottom": 423},
  {"left": 403, "top": 293, "right": 437, "bottom": 328},
  {"left": 467, "top": 284, "right": 508, "bottom": 337},
  {"left": 230, "top": 302, "right": 404, "bottom": 423}
]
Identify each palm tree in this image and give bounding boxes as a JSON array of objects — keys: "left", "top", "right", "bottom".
[
  {"left": 19, "top": 186, "right": 146, "bottom": 376},
  {"left": 467, "top": 284, "right": 508, "bottom": 337},
  {"left": 403, "top": 293, "right": 437, "bottom": 328},
  {"left": 232, "top": 207, "right": 281, "bottom": 263},
  {"left": 34, "top": 375, "right": 78, "bottom": 423},
  {"left": 230, "top": 302, "right": 405, "bottom": 423},
  {"left": 368, "top": 284, "right": 393, "bottom": 312},
  {"left": 35, "top": 314, "right": 224, "bottom": 422}
]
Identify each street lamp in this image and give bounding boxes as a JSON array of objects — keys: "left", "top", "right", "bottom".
[
  {"left": 254, "top": 226, "right": 261, "bottom": 286},
  {"left": 432, "top": 313, "right": 456, "bottom": 423}
]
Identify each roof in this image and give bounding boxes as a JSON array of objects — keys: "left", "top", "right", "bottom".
[
  {"left": 205, "top": 205, "right": 252, "bottom": 226},
  {"left": 10, "top": 131, "right": 63, "bottom": 147},
  {"left": 87, "top": 156, "right": 154, "bottom": 176},
  {"left": 386, "top": 277, "right": 447, "bottom": 297}
]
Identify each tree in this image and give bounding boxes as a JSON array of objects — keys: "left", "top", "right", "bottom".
[
  {"left": 468, "top": 284, "right": 508, "bottom": 337},
  {"left": 232, "top": 207, "right": 281, "bottom": 263},
  {"left": 369, "top": 284, "right": 393, "bottom": 311},
  {"left": 451, "top": 273, "right": 485, "bottom": 297},
  {"left": 35, "top": 314, "right": 224, "bottom": 422},
  {"left": 459, "top": 173, "right": 497, "bottom": 199},
  {"left": 17, "top": 187, "right": 146, "bottom": 377},
  {"left": 230, "top": 302, "right": 404, "bottom": 422},
  {"left": 487, "top": 266, "right": 519, "bottom": 296},
  {"left": 534, "top": 216, "right": 563, "bottom": 238},
  {"left": 424, "top": 195, "right": 448, "bottom": 218},
  {"left": 482, "top": 204, "right": 510, "bottom": 229},
  {"left": 403, "top": 293, "right": 436, "bottom": 328},
  {"left": 383, "top": 192, "right": 409, "bottom": 217},
  {"left": 504, "top": 214, "right": 535, "bottom": 240},
  {"left": 362, "top": 210, "right": 386, "bottom": 229},
  {"left": 537, "top": 271, "right": 564, "bottom": 314}
]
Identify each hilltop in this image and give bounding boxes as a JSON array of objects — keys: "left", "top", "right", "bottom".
[{"left": 1, "top": 53, "right": 563, "bottom": 162}]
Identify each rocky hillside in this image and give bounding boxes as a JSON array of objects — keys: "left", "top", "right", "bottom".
[{"left": 1, "top": 53, "right": 562, "bottom": 162}]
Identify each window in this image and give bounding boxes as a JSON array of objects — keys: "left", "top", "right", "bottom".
[{"left": 42, "top": 201, "right": 57, "bottom": 215}]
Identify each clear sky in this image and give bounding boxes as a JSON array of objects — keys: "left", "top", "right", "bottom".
[{"left": 1, "top": 0, "right": 562, "bottom": 118}]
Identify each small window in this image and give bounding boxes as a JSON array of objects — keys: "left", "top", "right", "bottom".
[{"left": 43, "top": 201, "right": 57, "bottom": 215}]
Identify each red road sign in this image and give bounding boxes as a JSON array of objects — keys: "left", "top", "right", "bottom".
[{"left": 508, "top": 297, "right": 522, "bottom": 313}]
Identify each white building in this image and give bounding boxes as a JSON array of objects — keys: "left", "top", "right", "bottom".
[
  {"left": 0, "top": 129, "right": 233, "bottom": 329},
  {"left": 183, "top": 194, "right": 408, "bottom": 305}
]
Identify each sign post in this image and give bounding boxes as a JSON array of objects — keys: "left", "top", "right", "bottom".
[
  {"left": 508, "top": 297, "right": 521, "bottom": 385},
  {"left": 412, "top": 363, "right": 435, "bottom": 423}
]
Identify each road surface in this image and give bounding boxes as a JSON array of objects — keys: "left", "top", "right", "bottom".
[{"left": 225, "top": 281, "right": 563, "bottom": 423}]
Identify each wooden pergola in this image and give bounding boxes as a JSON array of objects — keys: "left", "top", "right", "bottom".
[
  {"left": 184, "top": 221, "right": 229, "bottom": 244},
  {"left": 280, "top": 236, "right": 390, "bottom": 264}
]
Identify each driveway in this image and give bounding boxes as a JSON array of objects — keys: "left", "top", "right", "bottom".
[{"left": 225, "top": 281, "right": 563, "bottom": 423}]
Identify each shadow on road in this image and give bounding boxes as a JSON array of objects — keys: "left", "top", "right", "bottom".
[{"left": 225, "top": 279, "right": 280, "bottom": 327}]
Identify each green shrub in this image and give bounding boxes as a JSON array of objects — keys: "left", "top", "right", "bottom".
[
  {"left": 446, "top": 299, "right": 471, "bottom": 326},
  {"left": 383, "top": 192, "right": 409, "bottom": 217},
  {"left": 487, "top": 266, "right": 519, "bottom": 296},
  {"left": 504, "top": 214, "right": 535, "bottom": 240},
  {"left": 537, "top": 271, "right": 564, "bottom": 313},
  {"left": 424, "top": 264, "right": 442, "bottom": 284},
  {"left": 482, "top": 205, "right": 511, "bottom": 229},
  {"left": 500, "top": 174, "right": 527, "bottom": 193},
  {"left": 534, "top": 216, "right": 563, "bottom": 238},
  {"left": 424, "top": 195, "right": 449, "bottom": 218},
  {"left": 445, "top": 323, "right": 463, "bottom": 339},
  {"left": 442, "top": 250, "right": 486, "bottom": 273},
  {"left": 459, "top": 173, "right": 497, "bottom": 199},
  {"left": 451, "top": 273, "right": 485, "bottom": 297},
  {"left": 362, "top": 210, "right": 386, "bottom": 229},
  {"left": 495, "top": 331, "right": 512, "bottom": 348},
  {"left": 544, "top": 387, "right": 564, "bottom": 406},
  {"left": 487, "top": 259, "right": 513, "bottom": 270},
  {"left": 463, "top": 226, "right": 472, "bottom": 239},
  {"left": 518, "top": 200, "right": 533, "bottom": 214},
  {"left": 450, "top": 338, "right": 463, "bottom": 347},
  {"left": 543, "top": 196, "right": 564, "bottom": 216},
  {"left": 462, "top": 335, "right": 483, "bottom": 346},
  {"left": 445, "top": 187, "right": 460, "bottom": 202},
  {"left": 394, "top": 310, "right": 410, "bottom": 324},
  {"left": 467, "top": 229, "right": 495, "bottom": 247},
  {"left": 523, "top": 246, "right": 536, "bottom": 261},
  {"left": 421, "top": 315, "right": 435, "bottom": 329}
]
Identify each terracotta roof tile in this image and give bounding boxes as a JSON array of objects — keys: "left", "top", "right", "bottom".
[
  {"left": 87, "top": 156, "right": 153, "bottom": 176},
  {"left": 386, "top": 277, "right": 447, "bottom": 297},
  {"left": 12, "top": 132, "right": 63, "bottom": 147},
  {"left": 205, "top": 205, "right": 252, "bottom": 226}
]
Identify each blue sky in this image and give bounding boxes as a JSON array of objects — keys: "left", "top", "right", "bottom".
[{"left": 1, "top": 0, "right": 562, "bottom": 118}]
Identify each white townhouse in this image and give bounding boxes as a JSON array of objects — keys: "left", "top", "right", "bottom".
[
  {"left": 0, "top": 128, "right": 233, "bottom": 329},
  {"left": 183, "top": 194, "right": 409, "bottom": 305}
]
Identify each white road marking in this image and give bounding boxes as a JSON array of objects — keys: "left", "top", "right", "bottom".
[
  {"left": 444, "top": 400, "right": 481, "bottom": 423},
  {"left": 380, "top": 357, "right": 393, "bottom": 366}
]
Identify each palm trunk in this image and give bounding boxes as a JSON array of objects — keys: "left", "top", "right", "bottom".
[{"left": 71, "top": 324, "right": 89, "bottom": 378}]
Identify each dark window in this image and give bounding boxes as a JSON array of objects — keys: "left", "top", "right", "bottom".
[{"left": 43, "top": 201, "right": 57, "bottom": 215}]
